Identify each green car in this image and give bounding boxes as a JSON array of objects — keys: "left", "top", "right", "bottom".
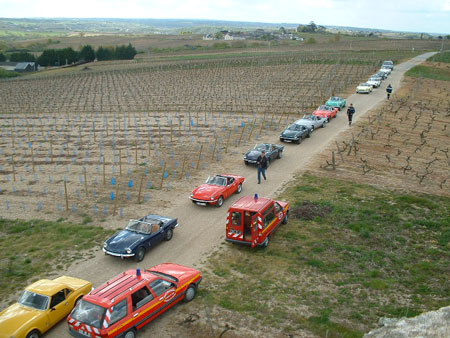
[{"left": 325, "top": 96, "right": 346, "bottom": 110}]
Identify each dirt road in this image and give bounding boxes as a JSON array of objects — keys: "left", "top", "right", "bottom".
[{"left": 45, "top": 52, "right": 435, "bottom": 338}]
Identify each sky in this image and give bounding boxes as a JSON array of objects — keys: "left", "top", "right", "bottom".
[{"left": 0, "top": 0, "right": 449, "bottom": 34}]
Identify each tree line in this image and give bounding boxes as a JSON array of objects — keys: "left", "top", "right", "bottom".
[{"left": 0, "top": 43, "right": 137, "bottom": 66}]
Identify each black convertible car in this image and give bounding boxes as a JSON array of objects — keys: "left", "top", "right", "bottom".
[
  {"left": 103, "top": 214, "right": 179, "bottom": 262},
  {"left": 244, "top": 143, "right": 284, "bottom": 166},
  {"left": 280, "top": 123, "right": 311, "bottom": 143}
]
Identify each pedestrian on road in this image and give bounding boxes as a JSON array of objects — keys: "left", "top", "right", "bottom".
[
  {"left": 347, "top": 103, "right": 356, "bottom": 126},
  {"left": 386, "top": 84, "right": 393, "bottom": 99},
  {"left": 256, "top": 150, "right": 268, "bottom": 184}
]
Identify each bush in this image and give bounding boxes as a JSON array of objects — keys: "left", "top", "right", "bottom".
[
  {"left": 10, "top": 52, "right": 35, "bottom": 62},
  {"left": 305, "top": 37, "right": 317, "bottom": 44}
]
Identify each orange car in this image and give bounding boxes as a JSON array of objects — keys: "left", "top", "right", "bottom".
[{"left": 312, "top": 105, "right": 338, "bottom": 121}]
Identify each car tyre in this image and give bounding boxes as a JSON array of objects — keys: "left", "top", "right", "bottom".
[
  {"left": 124, "top": 329, "right": 137, "bottom": 338},
  {"left": 306, "top": 131, "right": 311, "bottom": 138},
  {"left": 184, "top": 284, "right": 197, "bottom": 302},
  {"left": 165, "top": 228, "right": 173, "bottom": 241},
  {"left": 277, "top": 151, "right": 282, "bottom": 159},
  {"left": 244, "top": 161, "right": 249, "bottom": 166},
  {"left": 216, "top": 196, "right": 224, "bottom": 208},
  {"left": 282, "top": 212, "right": 288, "bottom": 225},
  {"left": 295, "top": 138, "right": 301, "bottom": 144},
  {"left": 27, "top": 330, "right": 41, "bottom": 338},
  {"left": 236, "top": 183, "right": 242, "bottom": 194},
  {"left": 261, "top": 236, "right": 270, "bottom": 248},
  {"left": 322, "top": 121, "right": 327, "bottom": 128},
  {"left": 135, "top": 247, "right": 145, "bottom": 262}
]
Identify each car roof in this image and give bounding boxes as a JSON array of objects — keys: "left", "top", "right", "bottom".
[
  {"left": 230, "top": 195, "right": 274, "bottom": 212},
  {"left": 26, "top": 279, "right": 68, "bottom": 296},
  {"left": 85, "top": 270, "right": 158, "bottom": 307}
]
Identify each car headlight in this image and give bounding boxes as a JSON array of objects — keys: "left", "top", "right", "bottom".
[
  {"left": 125, "top": 248, "right": 132, "bottom": 254},
  {"left": 210, "top": 196, "right": 215, "bottom": 200},
  {"left": 103, "top": 242, "right": 107, "bottom": 248}
]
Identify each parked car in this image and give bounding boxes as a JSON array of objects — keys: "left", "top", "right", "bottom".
[
  {"left": 375, "top": 71, "right": 388, "bottom": 80},
  {"left": 226, "top": 195, "right": 289, "bottom": 248},
  {"left": 356, "top": 83, "right": 373, "bottom": 94},
  {"left": 279, "top": 123, "right": 311, "bottom": 144},
  {"left": 367, "top": 76, "right": 382, "bottom": 88},
  {"left": 294, "top": 115, "right": 327, "bottom": 130},
  {"left": 190, "top": 174, "right": 245, "bottom": 207},
  {"left": 244, "top": 143, "right": 284, "bottom": 166},
  {"left": 382, "top": 60, "right": 394, "bottom": 70},
  {"left": 103, "top": 215, "right": 179, "bottom": 262},
  {"left": 325, "top": 96, "right": 346, "bottom": 110},
  {"left": 68, "top": 264, "right": 202, "bottom": 338},
  {"left": 0, "top": 276, "right": 92, "bottom": 338},
  {"left": 313, "top": 105, "right": 338, "bottom": 121},
  {"left": 379, "top": 67, "right": 391, "bottom": 76}
]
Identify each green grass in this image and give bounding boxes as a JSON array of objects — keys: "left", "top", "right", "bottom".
[
  {"left": 428, "top": 51, "right": 450, "bottom": 63},
  {"left": 406, "top": 64, "right": 450, "bottom": 81},
  {"left": 0, "top": 218, "right": 114, "bottom": 301},
  {"left": 0, "top": 68, "right": 20, "bottom": 78},
  {"left": 199, "top": 174, "right": 450, "bottom": 337}
]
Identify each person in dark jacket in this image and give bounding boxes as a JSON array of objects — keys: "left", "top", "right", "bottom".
[
  {"left": 256, "top": 150, "right": 268, "bottom": 184},
  {"left": 386, "top": 84, "right": 393, "bottom": 99},
  {"left": 347, "top": 103, "right": 355, "bottom": 126}
]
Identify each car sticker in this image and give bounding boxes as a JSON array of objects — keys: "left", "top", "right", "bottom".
[
  {"left": 278, "top": 212, "right": 283, "bottom": 220},
  {"left": 163, "top": 289, "right": 176, "bottom": 303}
]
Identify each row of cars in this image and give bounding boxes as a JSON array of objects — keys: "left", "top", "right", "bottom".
[
  {"left": 356, "top": 60, "right": 394, "bottom": 94},
  {"left": 2, "top": 62, "right": 393, "bottom": 338}
]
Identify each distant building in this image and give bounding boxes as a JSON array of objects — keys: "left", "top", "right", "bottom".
[
  {"left": 203, "top": 34, "right": 214, "bottom": 40},
  {"left": 14, "top": 62, "right": 37, "bottom": 73}
]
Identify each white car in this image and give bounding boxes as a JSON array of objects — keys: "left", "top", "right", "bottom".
[
  {"left": 367, "top": 77, "right": 381, "bottom": 88},
  {"left": 382, "top": 60, "right": 394, "bottom": 70},
  {"left": 356, "top": 83, "right": 373, "bottom": 94},
  {"left": 379, "top": 67, "right": 392, "bottom": 75}
]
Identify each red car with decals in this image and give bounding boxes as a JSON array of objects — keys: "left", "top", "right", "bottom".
[
  {"left": 312, "top": 105, "right": 338, "bottom": 121},
  {"left": 67, "top": 263, "right": 201, "bottom": 338},
  {"left": 225, "top": 195, "right": 289, "bottom": 248},
  {"left": 189, "top": 174, "right": 245, "bottom": 207}
]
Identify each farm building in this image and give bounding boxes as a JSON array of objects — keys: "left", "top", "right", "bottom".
[{"left": 15, "top": 62, "right": 37, "bottom": 73}]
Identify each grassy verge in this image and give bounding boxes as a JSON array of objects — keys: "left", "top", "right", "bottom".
[
  {"left": 406, "top": 64, "right": 450, "bottom": 81},
  {"left": 0, "top": 68, "right": 20, "bottom": 78},
  {"left": 0, "top": 218, "right": 114, "bottom": 302},
  {"left": 199, "top": 174, "right": 450, "bottom": 337},
  {"left": 428, "top": 51, "right": 450, "bottom": 63}
]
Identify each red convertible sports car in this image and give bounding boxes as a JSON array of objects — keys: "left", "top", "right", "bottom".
[
  {"left": 312, "top": 105, "right": 338, "bottom": 121},
  {"left": 190, "top": 174, "right": 245, "bottom": 207}
]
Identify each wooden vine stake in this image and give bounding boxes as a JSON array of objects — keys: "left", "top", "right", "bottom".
[
  {"left": 225, "top": 131, "right": 231, "bottom": 153},
  {"left": 12, "top": 154, "right": 16, "bottom": 182},
  {"left": 103, "top": 156, "right": 106, "bottom": 185},
  {"left": 196, "top": 145, "right": 203, "bottom": 170},
  {"left": 84, "top": 168, "right": 88, "bottom": 197},
  {"left": 238, "top": 125, "right": 245, "bottom": 146},
  {"left": 159, "top": 162, "right": 167, "bottom": 190},
  {"left": 64, "top": 180, "right": 69, "bottom": 211},
  {"left": 113, "top": 184, "right": 120, "bottom": 216},
  {"left": 137, "top": 174, "right": 144, "bottom": 203},
  {"left": 119, "top": 149, "right": 122, "bottom": 176},
  {"left": 135, "top": 143, "right": 138, "bottom": 165},
  {"left": 211, "top": 136, "right": 218, "bottom": 160},
  {"left": 179, "top": 154, "right": 187, "bottom": 179},
  {"left": 248, "top": 118, "right": 256, "bottom": 141}
]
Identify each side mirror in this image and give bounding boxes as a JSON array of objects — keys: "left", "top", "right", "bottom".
[{"left": 51, "top": 307, "right": 56, "bottom": 311}]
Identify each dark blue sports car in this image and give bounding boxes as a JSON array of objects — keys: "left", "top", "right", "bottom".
[
  {"left": 103, "top": 214, "right": 179, "bottom": 262},
  {"left": 243, "top": 143, "right": 284, "bottom": 166}
]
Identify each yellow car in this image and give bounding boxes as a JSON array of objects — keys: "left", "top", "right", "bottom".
[{"left": 0, "top": 276, "right": 92, "bottom": 338}]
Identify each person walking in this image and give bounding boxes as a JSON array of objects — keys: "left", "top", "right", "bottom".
[
  {"left": 386, "top": 84, "right": 393, "bottom": 99},
  {"left": 256, "top": 150, "right": 268, "bottom": 184},
  {"left": 347, "top": 103, "right": 355, "bottom": 126}
]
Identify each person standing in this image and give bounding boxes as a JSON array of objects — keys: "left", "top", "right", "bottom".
[
  {"left": 256, "top": 150, "right": 268, "bottom": 184},
  {"left": 347, "top": 103, "right": 355, "bottom": 126},
  {"left": 386, "top": 84, "right": 393, "bottom": 99}
]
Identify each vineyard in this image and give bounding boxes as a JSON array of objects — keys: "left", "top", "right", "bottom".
[
  {"left": 316, "top": 67, "right": 450, "bottom": 196},
  {"left": 0, "top": 49, "right": 436, "bottom": 222}
]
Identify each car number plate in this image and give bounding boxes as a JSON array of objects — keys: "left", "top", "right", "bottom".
[
  {"left": 196, "top": 202, "right": 207, "bottom": 206},
  {"left": 284, "top": 140, "right": 292, "bottom": 143}
]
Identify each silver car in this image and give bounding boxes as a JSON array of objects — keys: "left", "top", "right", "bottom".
[{"left": 294, "top": 115, "right": 327, "bottom": 130}]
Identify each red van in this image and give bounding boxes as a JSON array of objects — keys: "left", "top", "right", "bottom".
[
  {"left": 226, "top": 195, "right": 289, "bottom": 248},
  {"left": 67, "top": 263, "right": 201, "bottom": 338}
]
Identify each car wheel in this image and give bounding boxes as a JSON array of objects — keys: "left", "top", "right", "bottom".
[
  {"left": 134, "top": 247, "right": 145, "bottom": 262},
  {"left": 338, "top": 106, "right": 341, "bottom": 111},
  {"left": 295, "top": 138, "right": 301, "bottom": 144},
  {"left": 261, "top": 236, "right": 270, "bottom": 248},
  {"left": 236, "top": 183, "right": 242, "bottom": 194},
  {"left": 277, "top": 151, "right": 282, "bottom": 159},
  {"left": 27, "top": 330, "right": 41, "bottom": 338},
  {"left": 216, "top": 196, "right": 224, "bottom": 208},
  {"left": 306, "top": 131, "right": 311, "bottom": 138},
  {"left": 244, "top": 161, "right": 249, "bottom": 166},
  {"left": 322, "top": 121, "right": 326, "bottom": 128},
  {"left": 165, "top": 228, "right": 173, "bottom": 241},
  {"left": 282, "top": 212, "right": 288, "bottom": 225},
  {"left": 184, "top": 285, "right": 197, "bottom": 303},
  {"left": 124, "top": 329, "right": 136, "bottom": 338}
]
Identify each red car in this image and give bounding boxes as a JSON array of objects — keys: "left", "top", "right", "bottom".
[
  {"left": 312, "top": 105, "right": 338, "bottom": 121},
  {"left": 68, "top": 264, "right": 202, "bottom": 338},
  {"left": 190, "top": 174, "right": 245, "bottom": 207}
]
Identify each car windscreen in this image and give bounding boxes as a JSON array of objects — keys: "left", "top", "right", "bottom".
[
  {"left": 206, "top": 176, "right": 226, "bottom": 186},
  {"left": 148, "top": 271, "right": 179, "bottom": 283},
  {"left": 71, "top": 299, "right": 106, "bottom": 329},
  {"left": 287, "top": 124, "right": 299, "bottom": 131},
  {"left": 19, "top": 290, "right": 50, "bottom": 311}
]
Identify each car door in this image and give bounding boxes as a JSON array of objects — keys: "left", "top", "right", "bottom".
[
  {"left": 224, "top": 177, "right": 236, "bottom": 198},
  {"left": 47, "top": 288, "right": 72, "bottom": 326},
  {"left": 250, "top": 214, "right": 259, "bottom": 248},
  {"left": 149, "top": 223, "right": 165, "bottom": 246}
]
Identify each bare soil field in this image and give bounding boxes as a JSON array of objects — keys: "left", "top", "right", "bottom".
[{"left": 312, "top": 71, "right": 450, "bottom": 196}]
